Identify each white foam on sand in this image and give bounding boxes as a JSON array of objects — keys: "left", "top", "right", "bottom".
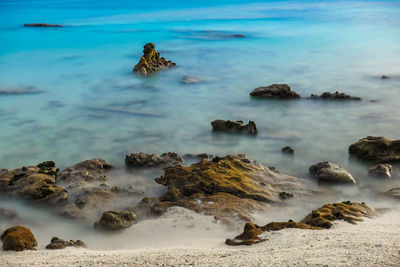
[{"left": 1, "top": 208, "right": 400, "bottom": 267}]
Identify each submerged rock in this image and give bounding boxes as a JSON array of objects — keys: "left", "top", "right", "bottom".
[
  {"left": 310, "top": 91, "right": 361, "bottom": 100},
  {"left": 381, "top": 75, "right": 390, "bottom": 79},
  {"left": 211, "top": 120, "right": 258, "bottom": 135},
  {"left": 226, "top": 202, "right": 375, "bottom": 246},
  {"left": 382, "top": 188, "right": 400, "bottom": 200},
  {"left": 309, "top": 161, "right": 356, "bottom": 184},
  {"left": 94, "top": 210, "right": 137, "bottom": 232},
  {"left": 281, "top": 146, "right": 295, "bottom": 154},
  {"left": 133, "top": 43, "right": 176, "bottom": 75},
  {"left": 180, "top": 76, "right": 202, "bottom": 84},
  {"left": 125, "top": 152, "right": 184, "bottom": 169},
  {"left": 0, "top": 208, "right": 17, "bottom": 220},
  {"left": 249, "top": 84, "right": 300, "bottom": 99},
  {"left": 24, "top": 23, "right": 63, "bottom": 27},
  {"left": 1, "top": 226, "right": 37, "bottom": 251},
  {"left": 279, "top": 191, "right": 294, "bottom": 200},
  {"left": 369, "top": 164, "right": 392, "bottom": 178},
  {"left": 349, "top": 136, "right": 400, "bottom": 162},
  {"left": 45, "top": 237, "right": 86, "bottom": 249}
]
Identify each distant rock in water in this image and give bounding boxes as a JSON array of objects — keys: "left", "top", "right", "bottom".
[
  {"left": 250, "top": 84, "right": 300, "bottom": 99},
  {"left": 94, "top": 210, "right": 137, "bottom": 232},
  {"left": 310, "top": 91, "right": 361, "bottom": 100},
  {"left": 24, "top": 23, "right": 63, "bottom": 27},
  {"left": 349, "top": 136, "right": 400, "bottom": 163},
  {"left": 382, "top": 188, "right": 400, "bottom": 200},
  {"left": 232, "top": 33, "right": 246, "bottom": 38},
  {"left": 211, "top": 120, "right": 258, "bottom": 135},
  {"left": 381, "top": 75, "right": 390, "bottom": 79},
  {"left": 0, "top": 87, "right": 43, "bottom": 95},
  {"left": 226, "top": 201, "right": 376, "bottom": 246},
  {"left": 133, "top": 43, "right": 176, "bottom": 75},
  {"left": 180, "top": 76, "right": 202, "bottom": 84},
  {"left": 1, "top": 226, "right": 37, "bottom": 251},
  {"left": 309, "top": 161, "right": 356, "bottom": 184},
  {"left": 183, "top": 153, "right": 215, "bottom": 159},
  {"left": 46, "top": 237, "right": 86, "bottom": 250},
  {"left": 369, "top": 164, "right": 392, "bottom": 179},
  {"left": 281, "top": 146, "right": 295, "bottom": 154},
  {"left": 125, "top": 152, "right": 184, "bottom": 169}
]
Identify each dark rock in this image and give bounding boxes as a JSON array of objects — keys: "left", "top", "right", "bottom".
[
  {"left": 281, "top": 146, "right": 295, "bottom": 154},
  {"left": 133, "top": 43, "right": 176, "bottom": 75},
  {"left": 310, "top": 91, "right": 361, "bottom": 100},
  {"left": 183, "top": 153, "right": 215, "bottom": 159},
  {"left": 309, "top": 161, "right": 356, "bottom": 184},
  {"left": 211, "top": 120, "right": 257, "bottom": 135},
  {"left": 45, "top": 237, "right": 86, "bottom": 249},
  {"left": 94, "top": 210, "right": 137, "bottom": 232},
  {"left": 349, "top": 136, "right": 400, "bottom": 162},
  {"left": 249, "top": 84, "right": 300, "bottom": 99},
  {"left": 24, "top": 23, "right": 63, "bottom": 27},
  {"left": 279, "top": 191, "right": 293, "bottom": 200},
  {"left": 381, "top": 75, "right": 390, "bottom": 79},
  {"left": 232, "top": 34, "right": 246, "bottom": 38},
  {"left": 369, "top": 164, "right": 392, "bottom": 178},
  {"left": 180, "top": 76, "right": 202, "bottom": 84},
  {"left": 1, "top": 226, "right": 37, "bottom": 251},
  {"left": 125, "top": 152, "right": 184, "bottom": 169}
]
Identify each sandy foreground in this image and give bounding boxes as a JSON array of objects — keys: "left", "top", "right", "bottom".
[{"left": 1, "top": 210, "right": 400, "bottom": 267}]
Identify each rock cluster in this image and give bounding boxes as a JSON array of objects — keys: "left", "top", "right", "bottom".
[
  {"left": 211, "top": 120, "right": 258, "bottom": 135},
  {"left": 309, "top": 161, "right": 356, "bottom": 184},
  {"left": 1, "top": 226, "right": 37, "bottom": 251},
  {"left": 249, "top": 84, "right": 300, "bottom": 99},
  {"left": 125, "top": 152, "right": 184, "bottom": 169},
  {"left": 310, "top": 91, "right": 361, "bottom": 100},
  {"left": 94, "top": 210, "right": 137, "bottom": 232},
  {"left": 133, "top": 43, "right": 176, "bottom": 75},
  {"left": 45, "top": 237, "right": 86, "bottom": 249},
  {"left": 349, "top": 136, "right": 400, "bottom": 162}
]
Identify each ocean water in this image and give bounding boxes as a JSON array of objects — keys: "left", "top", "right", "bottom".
[{"left": 1, "top": 0, "right": 400, "bottom": 188}]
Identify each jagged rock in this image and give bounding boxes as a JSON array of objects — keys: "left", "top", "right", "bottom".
[
  {"left": 369, "top": 164, "right": 392, "bottom": 178},
  {"left": 226, "top": 202, "right": 375, "bottom": 246},
  {"left": 349, "top": 136, "right": 400, "bottom": 162},
  {"left": 249, "top": 84, "right": 300, "bottom": 99},
  {"left": 310, "top": 91, "right": 361, "bottom": 100},
  {"left": 1, "top": 226, "right": 37, "bottom": 251},
  {"left": 24, "top": 23, "right": 63, "bottom": 27},
  {"left": 281, "top": 146, "right": 295, "bottom": 154},
  {"left": 94, "top": 210, "right": 137, "bottom": 232},
  {"left": 211, "top": 120, "right": 257, "bottom": 135},
  {"left": 45, "top": 237, "right": 86, "bottom": 249},
  {"left": 309, "top": 161, "right": 356, "bottom": 184},
  {"left": 125, "top": 152, "right": 184, "bottom": 169},
  {"left": 180, "top": 76, "right": 202, "bottom": 84},
  {"left": 142, "top": 154, "right": 316, "bottom": 223},
  {"left": 133, "top": 43, "right": 176, "bottom": 75}
]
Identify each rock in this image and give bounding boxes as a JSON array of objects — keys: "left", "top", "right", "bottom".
[
  {"left": 24, "top": 23, "right": 63, "bottom": 27},
  {"left": 1, "top": 226, "right": 37, "bottom": 251},
  {"left": 125, "top": 152, "right": 184, "bottom": 169},
  {"left": 232, "top": 34, "right": 246, "bottom": 38},
  {"left": 143, "top": 154, "right": 316, "bottom": 223},
  {"left": 349, "top": 136, "right": 400, "bottom": 162},
  {"left": 309, "top": 161, "right": 356, "bottom": 184},
  {"left": 310, "top": 91, "right": 361, "bottom": 100},
  {"left": 133, "top": 43, "right": 176, "bottom": 75},
  {"left": 279, "top": 191, "right": 293, "bottom": 200},
  {"left": 382, "top": 188, "right": 400, "bottom": 200},
  {"left": 211, "top": 120, "right": 257, "bottom": 135},
  {"left": 180, "top": 76, "right": 202, "bottom": 84},
  {"left": 94, "top": 210, "right": 137, "bottom": 232},
  {"left": 0, "top": 208, "right": 17, "bottom": 220},
  {"left": 56, "top": 158, "right": 112, "bottom": 184},
  {"left": 281, "top": 146, "right": 295, "bottom": 154},
  {"left": 183, "top": 153, "right": 215, "bottom": 159},
  {"left": 226, "top": 201, "right": 375, "bottom": 246},
  {"left": 45, "top": 237, "right": 86, "bottom": 249},
  {"left": 369, "top": 164, "right": 392, "bottom": 178},
  {"left": 381, "top": 75, "right": 390, "bottom": 79},
  {"left": 249, "top": 84, "right": 300, "bottom": 99}
]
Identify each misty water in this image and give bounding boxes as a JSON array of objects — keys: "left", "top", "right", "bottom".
[{"left": 1, "top": 0, "right": 400, "bottom": 250}]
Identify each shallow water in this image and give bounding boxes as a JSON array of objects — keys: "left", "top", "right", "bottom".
[{"left": 1, "top": 0, "right": 400, "bottom": 186}]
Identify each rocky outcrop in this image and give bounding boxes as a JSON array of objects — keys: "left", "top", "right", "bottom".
[
  {"left": 125, "top": 152, "right": 184, "bottom": 169},
  {"left": 24, "top": 23, "right": 63, "bottom": 27},
  {"left": 1, "top": 226, "right": 37, "bottom": 251},
  {"left": 94, "top": 210, "right": 137, "bottom": 232},
  {"left": 133, "top": 43, "right": 176, "bottom": 75},
  {"left": 369, "top": 164, "right": 392, "bottom": 178},
  {"left": 45, "top": 237, "right": 86, "bottom": 249},
  {"left": 281, "top": 146, "right": 295, "bottom": 154},
  {"left": 226, "top": 202, "right": 375, "bottom": 246},
  {"left": 56, "top": 158, "right": 112, "bottom": 184},
  {"left": 349, "top": 136, "right": 400, "bottom": 162},
  {"left": 211, "top": 120, "right": 257, "bottom": 135},
  {"left": 249, "top": 84, "right": 300, "bottom": 99},
  {"left": 180, "top": 76, "right": 202, "bottom": 84},
  {"left": 309, "top": 162, "right": 356, "bottom": 184},
  {"left": 310, "top": 91, "right": 361, "bottom": 100},
  {"left": 138, "top": 154, "right": 316, "bottom": 224},
  {"left": 0, "top": 162, "right": 67, "bottom": 204}
]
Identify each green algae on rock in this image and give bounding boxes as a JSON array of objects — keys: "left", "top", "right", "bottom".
[{"left": 1, "top": 226, "right": 37, "bottom": 251}]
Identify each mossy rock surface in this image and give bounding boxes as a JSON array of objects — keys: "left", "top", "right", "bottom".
[
  {"left": 133, "top": 43, "right": 176, "bottom": 75},
  {"left": 1, "top": 226, "right": 37, "bottom": 251}
]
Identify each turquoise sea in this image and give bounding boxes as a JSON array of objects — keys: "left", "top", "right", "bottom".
[{"left": 1, "top": 0, "right": 400, "bottom": 186}]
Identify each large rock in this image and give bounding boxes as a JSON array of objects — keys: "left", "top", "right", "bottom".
[
  {"left": 1, "top": 226, "right": 37, "bottom": 251},
  {"left": 349, "top": 136, "right": 400, "bottom": 162},
  {"left": 369, "top": 164, "right": 392, "bottom": 178},
  {"left": 45, "top": 237, "right": 86, "bottom": 249},
  {"left": 310, "top": 91, "right": 361, "bottom": 100},
  {"left": 139, "top": 154, "right": 316, "bottom": 223},
  {"left": 211, "top": 120, "right": 257, "bottom": 135},
  {"left": 133, "top": 43, "right": 176, "bottom": 75},
  {"left": 249, "top": 84, "right": 300, "bottom": 99},
  {"left": 125, "top": 152, "right": 184, "bottom": 169},
  {"left": 94, "top": 210, "right": 137, "bottom": 232},
  {"left": 309, "top": 161, "right": 356, "bottom": 184}
]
